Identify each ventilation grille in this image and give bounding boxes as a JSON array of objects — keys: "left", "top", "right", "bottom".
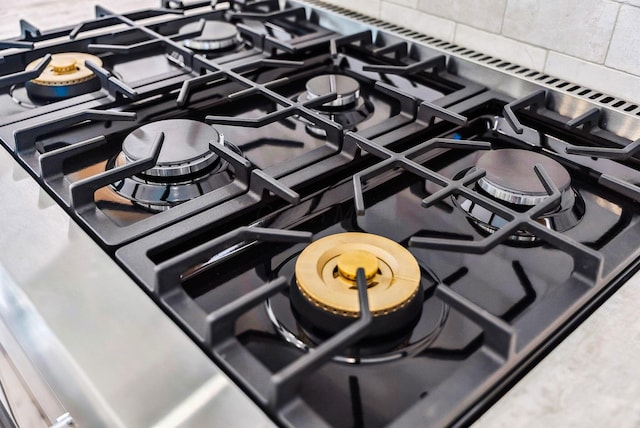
[{"left": 300, "top": 0, "right": 640, "bottom": 117}]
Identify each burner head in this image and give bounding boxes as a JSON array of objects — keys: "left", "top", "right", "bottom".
[
  {"left": 111, "top": 119, "right": 233, "bottom": 211},
  {"left": 180, "top": 21, "right": 241, "bottom": 52},
  {"left": 296, "top": 74, "right": 373, "bottom": 137},
  {"left": 476, "top": 149, "right": 571, "bottom": 205},
  {"left": 25, "top": 52, "right": 103, "bottom": 100},
  {"left": 120, "top": 119, "right": 222, "bottom": 178},
  {"left": 291, "top": 232, "right": 423, "bottom": 336},
  {"left": 454, "top": 148, "right": 585, "bottom": 241},
  {"left": 304, "top": 74, "right": 360, "bottom": 108}
]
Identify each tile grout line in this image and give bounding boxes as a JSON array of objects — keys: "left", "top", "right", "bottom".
[{"left": 602, "top": 2, "right": 622, "bottom": 65}]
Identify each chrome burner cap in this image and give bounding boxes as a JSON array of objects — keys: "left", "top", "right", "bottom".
[
  {"left": 180, "top": 21, "right": 240, "bottom": 51},
  {"left": 305, "top": 74, "right": 360, "bottom": 108},
  {"left": 476, "top": 149, "right": 571, "bottom": 205},
  {"left": 121, "top": 119, "right": 222, "bottom": 178}
]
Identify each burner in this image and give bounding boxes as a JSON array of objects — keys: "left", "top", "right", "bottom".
[
  {"left": 455, "top": 149, "right": 585, "bottom": 240},
  {"left": 290, "top": 232, "right": 424, "bottom": 336},
  {"left": 303, "top": 74, "right": 360, "bottom": 108},
  {"left": 110, "top": 119, "right": 234, "bottom": 211},
  {"left": 24, "top": 53, "right": 103, "bottom": 100},
  {"left": 297, "top": 74, "right": 374, "bottom": 137},
  {"left": 476, "top": 149, "right": 571, "bottom": 205},
  {"left": 179, "top": 21, "right": 242, "bottom": 52}
]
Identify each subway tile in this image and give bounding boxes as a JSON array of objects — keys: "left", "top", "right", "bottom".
[
  {"left": 384, "top": 0, "right": 418, "bottom": 7},
  {"left": 316, "top": 0, "right": 381, "bottom": 17},
  {"left": 545, "top": 51, "right": 640, "bottom": 104},
  {"left": 502, "top": 0, "right": 619, "bottom": 63},
  {"left": 605, "top": 5, "right": 640, "bottom": 76},
  {"left": 454, "top": 24, "right": 547, "bottom": 70},
  {"left": 380, "top": 2, "right": 456, "bottom": 42},
  {"left": 417, "top": 0, "right": 507, "bottom": 33}
]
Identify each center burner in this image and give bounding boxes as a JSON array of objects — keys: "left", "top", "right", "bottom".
[
  {"left": 291, "top": 232, "right": 424, "bottom": 336},
  {"left": 455, "top": 149, "right": 585, "bottom": 241},
  {"left": 110, "top": 119, "right": 235, "bottom": 212},
  {"left": 179, "top": 20, "right": 243, "bottom": 53},
  {"left": 297, "top": 74, "right": 374, "bottom": 137},
  {"left": 23, "top": 52, "right": 103, "bottom": 101}
]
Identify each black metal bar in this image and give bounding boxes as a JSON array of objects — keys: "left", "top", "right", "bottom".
[
  {"left": 373, "top": 41, "right": 408, "bottom": 59},
  {"left": 421, "top": 168, "right": 486, "bottom": 209},
  {"left": 39, "top": 136, "right": 109, "bottom": 180},
  {"left": 566, "top": 107, "right": 601, "bottom": 131},
  {"left": 88, "top": 39, "right": 164, "bottom": 54},
  {"left": 565, "top": 138, "right": 640, "bottom": 160},
  {"left": 251, "top": 169, "right": 300, "bottom": 204},
  {"left": 263, "top": 33, "right": 333, "bottom": 55},
  {"left": 70, "top": 132, "right": 164, "bottom": 210},
  {"left": 13, "top": 109, "right": 137, "bottom": 153},
  {"left": 176, "top": 70, "right": 226, "bottom": 106},
  {"left": 19, "top": 19, "right": 41, "bottom": 40},
  {"left": 269, "top": 268, "right": 373, "bottom": 409},
  {"left": 208, "top": 140, "right": 252, "bottom": 186},
  {"left": 229, "top": 7, "right": 306, "bottom": 22},
  {"left": 205, "top": 92, "right": 336, "bottom": 127},
  {"left": 94, "top": 4, "right": 195, "bottom": 69},
  {"left": 85, "top": 61, "right": 139, "bottom": 100},
  {"left": 207, "top": 277, "right": 289, "bottom": 345},
  {"left": 0, "top": 54, "right": 51, "bottom": 89},
  {"left": 363, "top": 55, "right": 447, "bottom": 75},
  {"left": 348, "top": 133, "right": 489, "bottom": 215},
  {"left": 502, "top": 89, "right": 547, "bottom": 134},
  {"left": 330, "top": 30, "right": 372, "bottom": 55},
  {"left": 69, "top": 16, "right": 122, "bottom": 39},
  {"left": 598, "top": 173, "right": 640, "bottom": 202},
  {"left": 374, "top": 81, "right": 418, "bottom": 118},
  {"left": 417, "top": 100, "right": 468, "bottom": 126},
  {"left": 232, "top": 58, "right": 305, "bottom": 74},
  {"left": 153, "top": 227, "right": 312, "bottom": 295},
  {"left": 162, "top": 0, "right": 213, "bottom": 10},
  {"left": 435, "top": 285, "right": 515, "bottom": 360},
  {"left": 0, "top": 40, "right": 34, "bottom": 49},
  {"left": 170, "top": 18, "right": 206, "bottom": 41}
]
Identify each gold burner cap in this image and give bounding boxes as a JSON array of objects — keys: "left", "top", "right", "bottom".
[
  {"left": 26, "top": 52, "right": 103, "bottom": 86},
  {"left": 50, "top": 56, "right": 77, "bottom": 74},
  {"left": 337, "top": 250, "right": 378, "bottom": 281},
  {"left": 295, "top": 232, "right": 421, "bottom": 317}
]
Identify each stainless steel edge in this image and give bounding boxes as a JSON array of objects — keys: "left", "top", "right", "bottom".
[{"left": 0, "top": 147, "right": 274, "bottom": 427}]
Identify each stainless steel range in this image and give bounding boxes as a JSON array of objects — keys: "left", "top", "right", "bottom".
[{"left": 1, "top": 1, "right": 639, "bottom": 427}]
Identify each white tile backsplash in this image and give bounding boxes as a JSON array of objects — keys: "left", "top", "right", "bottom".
[
  {"left": 454, "top": 25, "right": 547, "bottom": 70},
  {"left": 502, "top": 0, "right": 619, "bottom": 63},
  {"left": 326, "top": 0, "right": 640, "bottom": 104},
  {"left": 380, "top": 2, "right": 456, "bottom": 41},
  {"left": 605, "top": 5, "right": 640, "bottom": 75},
  {"left": 417, "top": 0, "right": 507, "bottom": 33}
]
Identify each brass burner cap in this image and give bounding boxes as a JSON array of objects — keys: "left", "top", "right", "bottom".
[
  {"left": 295, "top": 233, "right": 421, "bottom": 317},
  {"left": 26, "top": 52, "right": 103, "bottom": 86},
  {"left": 337, "top": 250, "right": 378, "bottom": 281}
]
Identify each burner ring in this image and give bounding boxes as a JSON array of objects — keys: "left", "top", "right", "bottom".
[
  {"left": 119, "top": 119, "right": 223, "bottom": 178},
  {"left": 24, "top": 52, "right": 103, "bottom": 100},
  {"left": 476, "top": 149, "right": 571, "bottom": 205},
  {"left": 302, "top": 74, "right": 360, "bottom": 108},
  {"left": 180, "top": 21, "right": 241, "bottom": 52},
  {"left": 293, "top": 233, "right": 421, "bottom": 318}
]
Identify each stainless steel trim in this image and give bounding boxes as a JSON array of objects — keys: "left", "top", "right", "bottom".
[{"left": 0, "top": 147, "right": 274, "bottom": 428}]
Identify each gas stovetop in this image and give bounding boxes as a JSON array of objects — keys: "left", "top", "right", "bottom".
[{"left": 1, "top": 1, "right": 640, "bottom": 427}]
